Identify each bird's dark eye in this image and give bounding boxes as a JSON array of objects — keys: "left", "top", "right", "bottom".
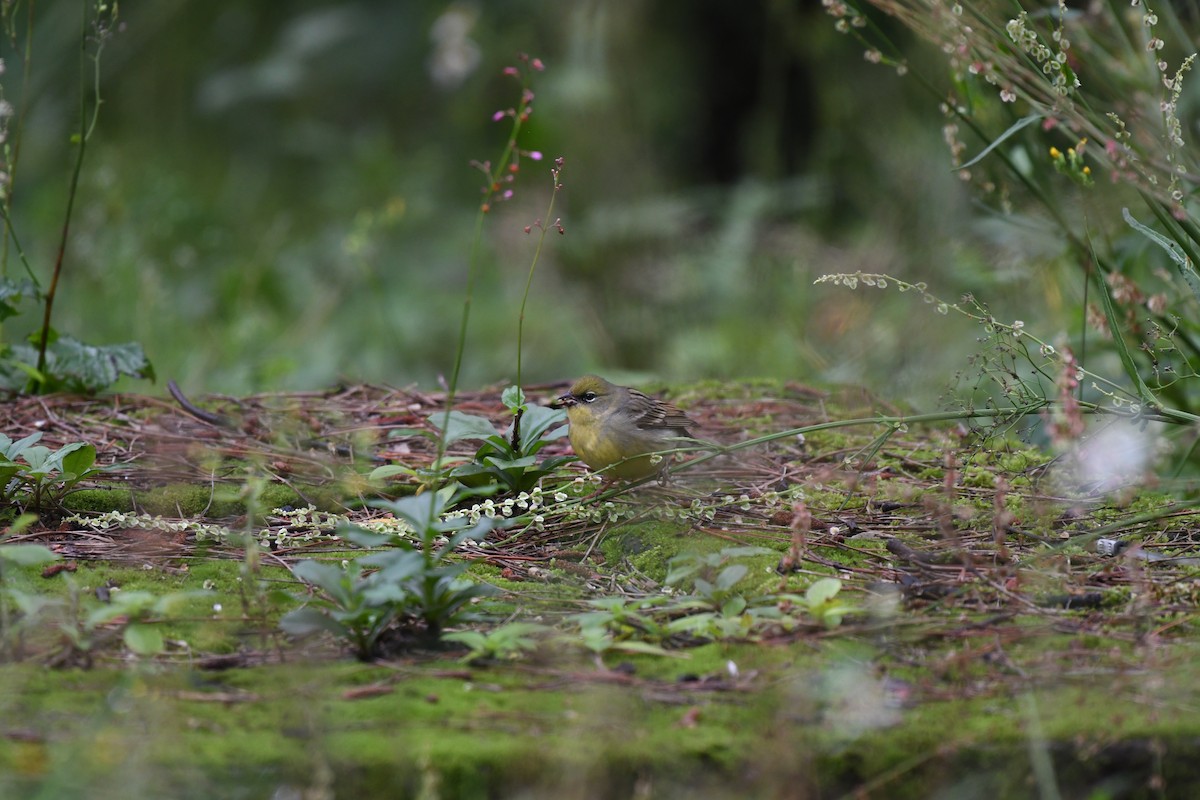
[{"left": 582, "top": 391, "right": 597, "bottom": 403}]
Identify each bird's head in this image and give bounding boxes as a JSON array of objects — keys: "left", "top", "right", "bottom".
[{"left": 550, "top": 374, "right": 618, "bottom": 415}]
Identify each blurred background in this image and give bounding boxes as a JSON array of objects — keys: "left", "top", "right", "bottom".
[{"left": 0, "top": 0, "right": 1062, "bottom": 404}]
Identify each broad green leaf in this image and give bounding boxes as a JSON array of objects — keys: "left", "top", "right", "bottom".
[
  {"left": 667, "top": 612, "right": 717, "bottom": 634},
  {"left": 153, "top": 590, "right": 209, "bottom": 615},
  {"left": 111, "top": 590, "right": 160, "bottom": 613},
  {"left": 372, "top": 490, "right": 447, "bottom": 534},
  {"left": 18, "top": 445, "right": 52, "bottom": 471},
  {"left": 0, "top": 464, "right": 23, "bottom": 491},
  {"left": 60, "top": 443, "right": 97, "bottom": 476},
  {"left": 436, "top": 516, "right": 497, "bottom": 558},
  {"left": 368, "top": 464, "right": 417, "bottom": 482},
  {"left": 360, "top": 548, "right": 425, "bottom": 576},
  {"left": 280, "top": 607, "right": 349, "bottom": 637},
  {"left": 123, "top": 623, "right": 165, "bottom": 656},
  {"left": 0, "top": 543, "right": 60, "bottom": 566},
  {"left": 607, "top": 640, "right": 686, "bottom": 658},
  {"left": 665, "top": 562, "right": 701, "bottom": 586},
  {"left": 0, "top": 353, "right": 45, "bottom": 392},
  {"left": 715, "top": 564, "right": 749, "bottom": 591},
  {"left": 2, "top": 432, "right": 42, "bottom": 459},
  {"left": 5, "top": 587, "right": 63, "bottom": 616},
  {"left": 442, "top": 630, "right": 488, "bottom": 648},
  {"left": 501, "top": 385, "right": 525, "bottom": 410},
  {"left": 490, "top": 622, "right": 547, "bottom": 638},
  {"left": 480, "top": 455, "right": 537, "bottom": 471},
  {"left": 815, "top": 603, "right": 854, "bottom": 628},
  {"left": 86, "top": 591, "right": 161, "bottom": 627},
  {"left": 428, "top": 410, "right": 500, "bottom": 443},
  {"left": 516, "top": 404, "right": 567, "bottom": 447},
  {"left": 292, "top": 560, "right": 353, "bottom": 602},
  {"left": 0, "top": 277, "right": 37, "bottom": 322},
  {"left": 15, "top": 338, "right": 154, "bottom": 394},
  {"left": 721, "top": 596, "right": 748, "bottom": 617},
  {"left": 806, "top": 577, "right": 843, "bottom": 607},
  {"left": 340, "top": 524, "right": 399, "bottom": 549}
]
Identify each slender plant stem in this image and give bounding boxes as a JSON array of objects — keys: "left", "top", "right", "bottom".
[
  {"left": 0, "top": 203, "right": 37, "bottom": 285},
  {"left": 437, "top": 206, "right": 489, "bottom": 467},
  {"left": 435, "top": 64, "right": 537, "bottom": 468},
  {"left": 34, "top": 0, "right": 110, "bottom": 386},
  {"left": 516, "top": 162, "right": 563, "bottom": 390},
  {"left": 510, "top": 160, "right": 564, "bottom": 453}
]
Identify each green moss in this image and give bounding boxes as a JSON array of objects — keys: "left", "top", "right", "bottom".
[
  {"left": 671, "top": 377, "right": 792, "bottom": 403},
  {"left": 64, "top": 488, "right": 137, "bottom": 513},
  {"left": 7, "top": 646, "right": 1200, "bottom": 798},
  {"left": 962, "top": 466, "right": 996, "bottom": 488},
  {"left": 14, "top": 381, "right": 1200, "bottom": 796}
]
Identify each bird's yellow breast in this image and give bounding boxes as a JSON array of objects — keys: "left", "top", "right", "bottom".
[{"left": 566, "top": 406, "right": 667, "bottom": 480}]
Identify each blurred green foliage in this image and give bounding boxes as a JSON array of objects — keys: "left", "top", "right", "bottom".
[{"left": 1, "top": 0, "right": 1042, "bottom": 401}]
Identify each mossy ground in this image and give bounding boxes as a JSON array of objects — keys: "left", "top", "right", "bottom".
[
  {"left": 4, "top": 640, "right": 1198, "bottom": 798},
  {"left": 4, "top": 383, "right": 1200, "bottom": 797}
]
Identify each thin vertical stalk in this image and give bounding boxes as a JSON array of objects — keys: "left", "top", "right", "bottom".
[
  {"left": 34, "top": 0, "right": 112, "bottom": 387},
  {"left": 435, "top": 59, "right": 540, "bottom": 467}
]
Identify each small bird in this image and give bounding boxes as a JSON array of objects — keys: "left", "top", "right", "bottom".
[{"left": 550, "top": 374, "right": 697, "bottom": 481}]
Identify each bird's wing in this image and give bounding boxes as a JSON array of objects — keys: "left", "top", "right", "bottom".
[{"left": 626, "top": 388, "right": 695, "bottom": 434}]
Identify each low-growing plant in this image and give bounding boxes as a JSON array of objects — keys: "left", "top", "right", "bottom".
[
  {"left": 665, "top": 546, "right": 776, "bottom": 611},
  {"left": 571, "top": 597, "right": 678, "bottom": 657},
  {"left": 0, "top": 432, "right": 105, "bottom": 511},
  {"left": 40, "top": 580, "right": 208, "bottom": 666},
  {"left": 2, "top": 524, "right": 206, "bottom": 666},
  {"left": 434, "top": 52, "right": 545, "bottom": 467},
  {"left": 795, "top": 577, "right": 854, "bottom": 629},
  {"left": 371, "top": 387, "right": 570, "bottom": 495},
  {"left": 280, "top": 486, "right": 500, "bottom": 659},
  {"left": 433, "top": 387, "right": 571, "bottom": 492},
  {"left": 443, "top": 621, "right": 548, "bottom": 664},
  {"left": 567, "top": 549, "right": 858, "bottom": 653},
  {"left": 0, "top": 1, "right": 153, "bottom": 394},
  {"left": 0, "top": 513, "right": 56, "bottom": 660}
]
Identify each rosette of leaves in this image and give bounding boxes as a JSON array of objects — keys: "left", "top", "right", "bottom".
[
  {"left": 281, "top": 487, "right": 500, "bottom": 659},
  {"left": 436, "top": 386, "right": 571, "bottom": 493},
  {"left": 0, "top": 432, "right": 106, "bottom": 510}
]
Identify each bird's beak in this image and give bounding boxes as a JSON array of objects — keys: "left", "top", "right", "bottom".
[{"left": 550, "top": 392, "right": 576, "bottom": 410}]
